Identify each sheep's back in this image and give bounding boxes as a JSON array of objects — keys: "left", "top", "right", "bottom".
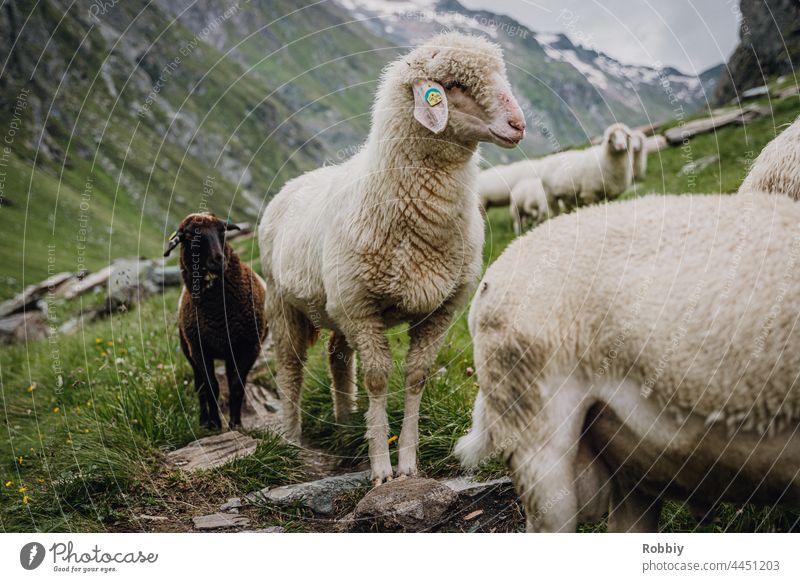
[{"left": 472, "top": 192, "right": 800, "bottom": 431}]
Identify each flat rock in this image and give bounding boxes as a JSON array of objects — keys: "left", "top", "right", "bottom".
[
  {"left": 775, "top": 84, "right": 800, "bottom": 100},
  {"left": 168, "top": 431, "right": 258, "bottom": 472},
  {"left": 351, "top": 477, "right": 458, "bottom": 532},
  {"left": 441, "top": 475, "right": 513, "bottom": 497},
  {"left": 193, "top": 512, "right": 250, "bottom": 530},
  {"left": 148, "top": 265, "right": 182, "bottom": 288},
  {"left": 664, "top": 105, "right": 766, "bottom": 145},
  {"left": 0, "top": 271, "right": 75, "bottom": 318},
  {"left": 107, "top": 258, "right": 155, "bottom": 310},
  {"left": 220, "top": 497, "right": 242, "bottom": 512},
  {"left": 63, "top": 265, "right": 113, "bottom": 299},
  {"left": 645, "top": 134, "right": 668, "bottom": 153},
  {"left": 0, "top": 311, "right": 49, "bottom": 344},
  {"left": 248, "top": 471, "right": 370, "bottom": 515},
  {"left": 215, "top": 366, "right": 281, "bottom": 431}
]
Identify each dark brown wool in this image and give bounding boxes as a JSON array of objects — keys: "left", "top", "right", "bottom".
[{"left": 165, "top": 213, "right": 267, "bottom": 429}]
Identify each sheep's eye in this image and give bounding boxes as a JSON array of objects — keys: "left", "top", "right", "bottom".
[{"left": 442, "top": 80, "right": 466, "bottom": 91}]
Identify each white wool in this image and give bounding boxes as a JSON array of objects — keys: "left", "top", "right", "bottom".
[
  {"left": 259, "top": 32, "right": 524, "bottom": 484},
  {"left": 509, "top": 176, "right": 553, "bottom": 235},
  {"left": 739, "top": 115, "right": 800, "bottom": 200},
  {"left": 459, "top": 191, "right": 800, "bottom": 532}
]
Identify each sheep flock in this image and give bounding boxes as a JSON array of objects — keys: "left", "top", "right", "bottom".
[{"left": 164, "top": 31, "right": 800, "bottom": 532}]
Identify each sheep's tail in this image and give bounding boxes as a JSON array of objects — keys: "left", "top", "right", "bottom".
[{"left": 455, "top": 389, "right": 493, "bottom": 468}]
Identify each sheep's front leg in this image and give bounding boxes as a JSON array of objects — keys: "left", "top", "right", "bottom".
[
  {"left": 396, "top": 309, "right": 452, "bottom": 478},
  {"left": 510, "top": 202, "right": 522, "bottom": 236}
]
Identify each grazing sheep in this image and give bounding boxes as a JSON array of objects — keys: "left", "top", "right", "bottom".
[
  {"left": 535, "top": 123, "right": 634, "bottom": 207},
  {"left": 457, "top": 192, "right": 800, "bottom": 532},
  {"left": 478, "top": 160, "right": 532, "bottom": 209},
  {"left": 630, "top": 129, "right": 647, "bottom": 180},
  {"left": 165, "top": 213, "right": 267, "bottom": 429},
  {"left": 259, "top": 33, "right": 525, "bottom": 486},
  {"left": 510, "top": 176, "right": 553, "bottom": 235},
  {"left": 739, "top": 116, "right": 800, "bottom": 199}
]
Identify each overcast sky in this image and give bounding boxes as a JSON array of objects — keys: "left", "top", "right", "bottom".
[{"left": 460, "top": 0, "right": 741, "bottom": 74}]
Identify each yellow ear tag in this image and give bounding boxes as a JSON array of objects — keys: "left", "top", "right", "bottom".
[
  {"left": 425, "top": 88, "right": 443, "bottom": 107},
  {"left": 167, "top": 231, "right": 177, "bottom": 241}
]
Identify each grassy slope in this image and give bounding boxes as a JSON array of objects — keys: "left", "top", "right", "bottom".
[
  {"left": 2, "top": 94, "right": 800, "bottom": 532},
  {"left": 0, "top": 0, "right": 322, "bottom": 301}
]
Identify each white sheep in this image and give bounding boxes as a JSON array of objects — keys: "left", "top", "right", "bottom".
[
  {"left": 509, "top": 176, "right": 553, "bottom": 235},
  {"left": 630, "top": 129, "right": 647, "bottom": 180},
  {"left": 457, "top": 191, "right": 800, "bottom": 532},
  {"left": 259, "top": 33, "right": 525, "bottom": 486},
  {"left": 535, "top": 123, "right": 634, "bottom": 207},
  {"left": 478, "top": 123, "right": 634, "bottom": 212},
  {"left": 478, "top": 160, "right": 532, "bottom": 209},
  {"left": 739, "top": 116, "right": 800, "bottom": 199}
]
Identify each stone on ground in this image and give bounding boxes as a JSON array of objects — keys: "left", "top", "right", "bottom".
[
  {"left": 168, "top": 431, "right": 258, "bottom": 472},
  {"left": 441, "top": 475, "right": 513, "bottom": 497},
  {"left": 351, "top": 477, "right": 458, "bottom": 532},
  {"left": 247, "top": 471, "right": 370, "bottom": 515},
  {"left": 220, "top": 497, "right": 243, "bottom": 512},
  {"left": 215, "top": 366, "right": 281, "bottom": 431},
  {"left": 193, "top": 512, "right": 250, "bottom": 530},
  {"left": 0, "top": 311, "right": 49, "bottom": 344}
]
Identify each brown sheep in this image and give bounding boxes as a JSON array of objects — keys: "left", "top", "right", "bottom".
[{"left": 165, "top": 213, "right": 267, "bottom": 429}]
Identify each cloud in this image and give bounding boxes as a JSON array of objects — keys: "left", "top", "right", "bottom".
[{"left": 459, "top": 0, "right": 740, "bottom": 73}]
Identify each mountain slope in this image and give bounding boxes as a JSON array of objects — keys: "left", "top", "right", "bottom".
[
  {"left": 0, "top": 0, "right": 721, "bottom": 299},
  {"left": 0, "top": 0, "right": 328, "bottom": 297},
  {"left": 715, "top": 0, "right": 800, "bottom": 103},
  {"left": 335, "top": 0, "right": 720, "bottom": 159}
]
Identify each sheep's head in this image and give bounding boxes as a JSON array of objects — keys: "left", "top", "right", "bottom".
[
  {"left": 164, "top": 213, "right": 240, "bottom": 278},
  {"left": 396, "top": 32, "right": 525, "bottom": 148},
  {"left": 603, "top": 123, "right": 632, "bottom": 154},
  {"left": 630, "top": 131, "right": 645, "bottom": 153}
]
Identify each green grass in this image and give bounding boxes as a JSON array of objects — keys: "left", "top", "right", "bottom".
[
  {"left": 2, "top": 93, "right": 800, "bottom": 533},
  {"left": 627, "top": 94, "right": 800, "bottom": 196},
  {"left": 0, "top": 287, "right": 301, "bottom": 531}
]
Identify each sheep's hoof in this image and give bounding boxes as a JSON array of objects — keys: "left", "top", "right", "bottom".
[{"left": 371, "top": 475, "right": 393, "bottom": 488}]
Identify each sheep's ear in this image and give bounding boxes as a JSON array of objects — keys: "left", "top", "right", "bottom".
[
  {"left": 412, "top": 80, "right": 448, "bottom": 134},
  {"left": 164, "top": 231, "right": 182, "bottom": 257}
]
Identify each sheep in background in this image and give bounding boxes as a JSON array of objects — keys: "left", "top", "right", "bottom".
[
  {"left": 478, "top": 123, "right": 634, "bottom": 214},
  {"left": 510, "top": 176, "right": 553, "bottom": 235},
  {"left": 739, "top": 116, "right": 800, "bottom": 199},
  {"left": 457, "top": 192, "right": 800, "bottom": 532},
  {"left": 165, "top": 213, "right": 267, "bottom": 430},
  {"left": 478, "top": 160, "right": 532, "bottom": 209},
  {"left": 259, "top": 33, "right": 525, "bottom": 486},
  {"left": 536, "top": 123, "right": 634, "bottom": 207},
  {"left": 631, "top": 129, "right": 647, "bottom": 180}
]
